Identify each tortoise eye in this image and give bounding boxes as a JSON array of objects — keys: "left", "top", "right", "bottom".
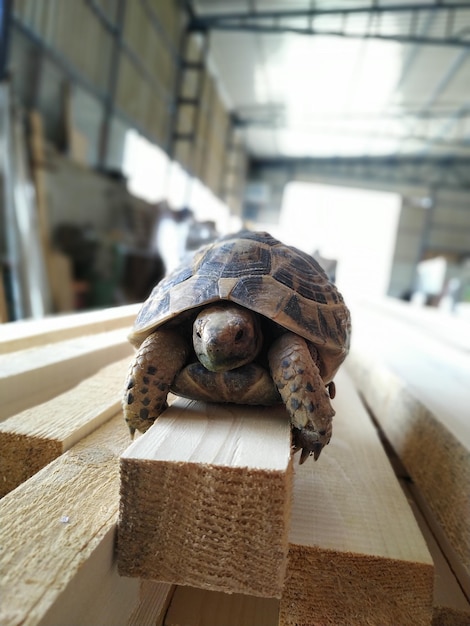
[{"left": 235, "top": 330, "right": 243, "bottom": 341}]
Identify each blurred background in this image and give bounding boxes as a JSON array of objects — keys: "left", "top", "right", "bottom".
[{"left": 1, "top": 0, "right": 469, "bottom": 321}]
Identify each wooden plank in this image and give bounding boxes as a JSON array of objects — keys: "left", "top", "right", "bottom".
[
  {"left": 280, "top": 370, "right": 434, "bottom": 626},
  {"left": 0, "top": 303, "right": 139, "bottom": 353},
  {"left": 127, "top": 581, "right": 175, "bottom": 626},
  {"left": 0, "top": 357, "right": 131, "bottom": 497},
  {"left": 29, "top": 110, "right": 54, "bottom": 302},
  {"left": 0, "top": 328, "right": 133, "bottom": 420},
  {"left": 400, "top": 480, "right": 470, "bottom": 626},
  {"left": 164, "top": 586, "right": 279, "bottom": 626},
  {"left": 117, "top": 400, "right": 293, "bottom": 598},
  {"left": 347, "top": 299, "right": 470, "bottom": 590},
  {"left": 378, "top": 437, "right": 470, "bottom": 623},
  {"left": 361, "top": 296, "right": 470, "bottom": 353},
  {"left": 0, "top": 413, "right": 140, "bottom": 626},
  {"left": 48, "top": 250, "right": 75, "bottom": 313},
  {"left": 0, "top": 272, "right": 8, "bottom": 322}
]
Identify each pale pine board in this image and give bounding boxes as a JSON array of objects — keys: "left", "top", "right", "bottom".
[
  {"left": 347, "top": 300, "right": 470, "bottom": 591},
  {"left": 0, "top": 328, "right": 133, "bottom": 419},
  {"left": 164, "top": 586, "right": 279, "bottom": 626},
  {"left": 0, "top": 303, "right": 139, "bottom": 354},
  {"left": 400, "top": 480, "right": 470, "bottom": 626},
  {"left": 359, "top": 296, "right": 470, "bottom": 353},
  {"left": 0, "top": 357, "right": 131, "bottom": 497},
  {"left": 280, "top": 369, "right": 434, "bottom": 626},
  {"left": 118, "top": 399, "right": 293, "bottom": 598},
  {"left": 0, "top": 414, "right": 142, "bottom": 626},
  {"left": 127, "top": 581, "right": 175, "bottom": 626}
]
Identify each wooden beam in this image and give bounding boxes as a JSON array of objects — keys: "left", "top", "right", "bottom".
[
  {"left": 164, "top": 586, "right": 279, "bottom": 626},
  {"left": 0, "top": 328, "right": 133, "bottom": 420},
  {"left": 359, "top": 296, "right": 470, "bottom": 352},
  {"left": 371, "top": 427, "right": 470, "bottom": 623},
  {"left": 400, "top": 480, "right": 470, "bottom": 626},
  {"left": 347, "top": 298, "right": 470, "bottom": 592},
  {"left": 280, "top": 370, "right": 434, "bottom": 626},
  {"left": 127, "top": 581, "right": 175, "bottom": 626},
  {"left": 117, "top": 399, "right": 293, "bottom": 598},
  {"left": 0, "top": 414, "right": 140, "bottom": 626},
  {"left": 0, "top": 303, "right": 139, "bottom": 353},
  {"left": 0, "top": 357, "right": 131, "bottom": 497},
  {"left": 29, "top": 110, "right": 54, "bottom": 305},
  {"left": 0, "top": 273, "right": 8, "bottom": 322}
]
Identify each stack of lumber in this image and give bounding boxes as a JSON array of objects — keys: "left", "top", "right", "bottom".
[
  {"left": 1, "top": 300, "right": 468, "bottom": 625},
  {"left": 347, "top": 297, "right": 470, "bottom": 625}
]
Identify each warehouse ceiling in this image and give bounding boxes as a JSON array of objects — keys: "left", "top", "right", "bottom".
[{"left": 188, "top": 1, "right": 470, "bottom": 161}]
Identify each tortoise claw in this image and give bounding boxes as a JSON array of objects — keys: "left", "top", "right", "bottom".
[
  {"left": 298, "top": 442, "right": 323, "bottom": 464},
  {"left": 292, "top": 426, "right": 328, "bottom": 463}
]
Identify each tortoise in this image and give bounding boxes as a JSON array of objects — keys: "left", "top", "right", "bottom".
[{"left": 123, "top": 230, "right": 351, "bottom": 463}]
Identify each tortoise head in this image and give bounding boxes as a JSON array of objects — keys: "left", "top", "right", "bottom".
[{"left": 193, "top": 303, "right": 263, "bottom": 372}]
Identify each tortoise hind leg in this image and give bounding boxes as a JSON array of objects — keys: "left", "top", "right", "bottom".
[
  {"left": 268, "top": 331, "right": 335, "bottom": 463},
  {"left": 123, "top": 328, "right": 189, "bottom": 435}
]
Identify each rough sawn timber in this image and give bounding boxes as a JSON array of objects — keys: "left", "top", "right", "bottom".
[
  {"left": 164, "top": 586, "right": 280, "bottom": 626},
  {"left": 347, "top": 298, "right": 470, "bottom": 594},
  {"left": 400, "top": 480, "right": 470, "bottom": 626},
  {"left": 0, "top": 358, "right": 131, "bottom": 497},
  {"left": 0, "top": 414, "right": 146, "bottom": 626},
  {"left": 0, "top": 303, "right": 139, "bottom": 354},
  {"left": 127, "top": 581, "right": 175, "bottom": 626},
  {"left": 117, "top": 399, "right": 293, "bottom": 598},
  {"left": 0, "top": 328, "right": 133, "bottom": 420},
  {"left": 280, "top": 370, "right": 434, "bottom": 626}
]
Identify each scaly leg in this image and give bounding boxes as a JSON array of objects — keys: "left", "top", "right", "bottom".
[
  {"left": 268, "top": 331, "right": 335, "bottom": 463},
  {"left": 123, "top": 328, "right": 189, "bottom": 436}
]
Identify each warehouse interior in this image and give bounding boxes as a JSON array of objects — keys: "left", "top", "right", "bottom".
[
  {"left": 1, "top": 0, "right": 470, "bottom": 320},
  {"left": 2, "top": 3, "right": 470, "bottom": 624}
]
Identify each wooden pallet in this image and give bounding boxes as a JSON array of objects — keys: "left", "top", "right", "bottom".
[{"left": 1, "top": 302, "right": 468, "bottom": 625}]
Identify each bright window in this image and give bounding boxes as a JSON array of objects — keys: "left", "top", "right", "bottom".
[{"left": 277, "top": 182, "right": 401, "bottom": 300}]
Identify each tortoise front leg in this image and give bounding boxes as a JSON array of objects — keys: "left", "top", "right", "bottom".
[
  {"left": 268, "top": 332, "right": 335, "bottom": 463},
  {"left": 123, "top": 328, "right": 189, "bottom": 436}
]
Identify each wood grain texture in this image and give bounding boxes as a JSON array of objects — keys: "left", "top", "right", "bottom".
[
  {"left": 0, "top": 273, "right": 8, "bottom": 322},
  {"left": 0, "top": 328, "right": 133, "bottom": 419},
  {"left": 0, "top": 414, "right": 139, "bottom": 626},
  {"left": 127, "top": 581, "right": 175, "bottom": 626},
  {"left": 347, "top": 298, "right": 470, "bottom": 591},
  {"left": 164, "top": 586, "right": 279, "bottom": 626},
  {"left": 400, "top": 480, "right": 470, "bottom": 626},
  {"left": 0, "top": 303, "right": 139, "bottom": 354},
  {"left": 280, "top": 370, "right": 434, "bottom": 626},
  {"left": 118, "top": 399, "right": 293, "bottom": 598},
  {"left": 0, "top": 357, "right": 131, "bottom": 497}
]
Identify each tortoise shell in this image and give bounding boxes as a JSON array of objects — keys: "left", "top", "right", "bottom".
[{"left": 129, "top": 231, "right": 351, "bottom": 381}]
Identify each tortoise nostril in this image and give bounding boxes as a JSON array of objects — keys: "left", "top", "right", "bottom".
[{"left": 235, "top": 329, "right": 243, "bottom": 341}]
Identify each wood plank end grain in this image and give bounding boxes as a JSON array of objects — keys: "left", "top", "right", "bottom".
[{"left": 118, "top": 399, "right": 293, "bottom": 598}]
